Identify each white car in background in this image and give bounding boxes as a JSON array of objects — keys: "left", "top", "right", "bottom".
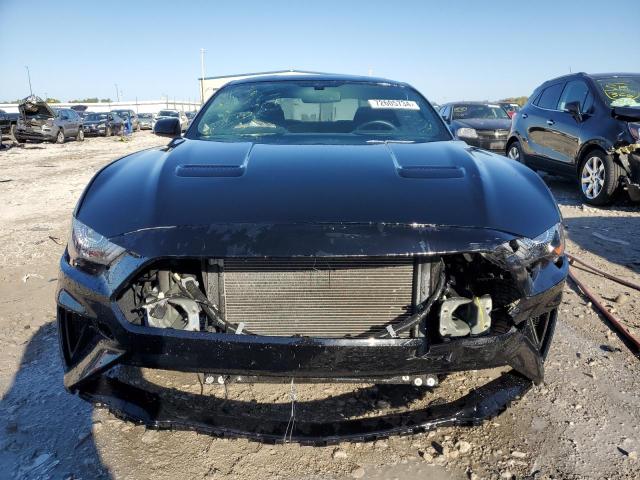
[{"left": 152, "top": 109, "right": 189, "bottom": 132}]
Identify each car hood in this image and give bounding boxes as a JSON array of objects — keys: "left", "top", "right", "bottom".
[
  {"left": 76, "top": 139, "right": 560, "bottom": 256},
  {"left": 18, "top": 95, "right": 55, "bottom": 118},
  {"left": 452, "top": 118, "right": 512, "bottom": 130},
  {"left": 84, "top": 119, "right": 106, "bottom": 125}
]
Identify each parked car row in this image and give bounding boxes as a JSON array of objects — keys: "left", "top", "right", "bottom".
[{"left": 5, "top": 96, "right": 198, "bottom": 144}]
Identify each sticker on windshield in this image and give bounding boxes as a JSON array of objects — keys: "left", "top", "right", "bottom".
[
  {"left": 368, "top": 99, "right": 420, "bottom": 110},
  {"left": 600, "top": 82, "right": 639, "bottom": 101}
]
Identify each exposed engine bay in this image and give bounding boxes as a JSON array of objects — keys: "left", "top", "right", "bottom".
[{"left": 118, "top": 253, "right": 527, "bottom": 344}]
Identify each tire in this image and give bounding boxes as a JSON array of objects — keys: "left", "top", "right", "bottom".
[
  {"left": 579, "top": 150, "right": 622, "bottom": 206},
  {"left": 507, "top": 140, "right": 525, "bottom": 164},
  {"left": 105, "top": 126, "right": 112, "bottom": 137},
  {"left": 56, "top": 129, "right": 65, "bottom": 144},
  {"left": 77, "top": 128, "right": 84, "bottom": 142},
  {"left": 15, "top": 136, "right": 25, "bottom": 144}
]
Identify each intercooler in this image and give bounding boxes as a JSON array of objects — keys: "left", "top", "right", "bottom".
[{"left": 211, "top": 257, "right": 416, "bottom": 338}]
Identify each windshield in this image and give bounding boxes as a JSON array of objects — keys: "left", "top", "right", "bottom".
[
  {"left": 596, "top": 76, "right": 640, "bottom": 107},
  {"left": 113, "top": 110, "right": 129, "bottom": 118},
  {"left": 158, "top": 110, "right": 179, "bottom": 117},
  {"left": 452, "top": 104, "right": 510, "bottom": 120},
  {"left": 86, "top": 113, "right": 108, "bottom": 121},
  {"left": 191, "top": 81, "right": 450, "bottom": 143}
]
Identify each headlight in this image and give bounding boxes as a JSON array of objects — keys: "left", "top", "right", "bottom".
[
  {"left": 456, "top": 127, "right": 478, "bottom": 139},
  {"left": 68, "top": 217, "right": 125, "bottom": 267},
  {"left": 484, "top": 222, "right": 565, "bottom": 270},
  {"left": 629, "top": 123, "right": 640, "bottom": 141}
]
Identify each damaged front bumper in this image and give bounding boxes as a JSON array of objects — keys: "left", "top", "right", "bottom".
[
  {"left": 56, "top": 223, "right": 567, "bottom": 441},
  {"left": 622, "top": 151, "right": 640, "bottom": 201}
]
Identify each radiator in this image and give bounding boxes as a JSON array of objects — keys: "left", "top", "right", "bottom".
[{"left": 219, "top": 257, "right": 415, "bottom": 338}]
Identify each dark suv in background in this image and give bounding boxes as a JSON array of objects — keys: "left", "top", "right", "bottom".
[
  {"left": 506, "top": 73, "right": 640, "bottom": 205},
  {"left": 439, "top": 102, "right": 512, "bottom": 154}
]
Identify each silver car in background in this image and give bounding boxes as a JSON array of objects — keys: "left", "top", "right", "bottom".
[
  {"left": 15, "top": 96, "right": 84, "bottom": 144},
  {"left": 137, "top": 113, "right": 153, "bottom": 130}
]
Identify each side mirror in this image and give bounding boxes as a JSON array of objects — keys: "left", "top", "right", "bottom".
[
  {"left": 440, "top": 114, "right": 449, "bottom": 123},
  {"left": 154, "top": 117, "right": 181, "bottom": 138},
  {"left": 565, "top": 101, "right": 582, "bottom": 120}
]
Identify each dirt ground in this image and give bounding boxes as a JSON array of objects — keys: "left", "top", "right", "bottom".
[{"left": 0, "top": 132, "right": 639, "bottom": 480}]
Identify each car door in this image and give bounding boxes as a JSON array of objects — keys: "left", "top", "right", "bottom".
[
  {"left": 67, "top": 110, "right": 80, "bottom": 135},
  {"left": 552, "top": 79, "right": 592, "bottom": 170},
  {"left": 57, "top": 110, "right": 69, "bottom": 134},
  {"left": 524, "top": 82, "right": 566, "bottom": 172}
]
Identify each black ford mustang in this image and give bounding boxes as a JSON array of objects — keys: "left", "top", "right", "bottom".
[{"left": 57, "top": 74, "right": 567, "bottom": 441}]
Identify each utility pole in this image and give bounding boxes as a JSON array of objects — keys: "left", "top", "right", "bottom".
[
  {"left": 25, "top": 66, "right": 33, "bottom": 96},
  {"left": 115, "top": 83, "right": 120, "bottom": 102},
  {"left": 200, "top": 48, "right": 206, "bottom": 105}
]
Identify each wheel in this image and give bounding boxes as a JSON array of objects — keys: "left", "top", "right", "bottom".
[
  {"left": 15, "top": 136, "right": 25, "bottom": 144},
  {"left": 579, "top": 150, "right": 622, "bottom": 206},
  {"left": 56, "top": 129, "right": 65, "bottom": 144},
  {"left": 77, "top": 128, "right": 84, "bottom": 142},
  {"left": 507, "top": 140, "right": 525, "bottom": 164},
  {"left": 105, "top": 125, "right": 112, "bottom": 137}
]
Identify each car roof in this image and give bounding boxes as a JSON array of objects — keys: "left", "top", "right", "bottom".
[
  {"left": 538, "top": 72, "right": 640, "bottom": 86},
  {"left": 225, "top": 73, "right": 408, "bottom": 87}
]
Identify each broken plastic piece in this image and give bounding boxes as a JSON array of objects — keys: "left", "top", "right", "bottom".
[
  {"left": 385, "top": 325, "right": 398, "bottom": 338},
  {"left": 439, "top": 297, "right": 472, "bottom": 337},
  {"left": 439, "top": 295, "right": 492, "bottom": 337}
]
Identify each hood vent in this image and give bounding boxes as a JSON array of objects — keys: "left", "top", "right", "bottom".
[
  {"left": 398, "top": 166, "right": 465, "bottom": 179},
  {"left": 176, "top": 164, "right": 245, "bottom": 178}
]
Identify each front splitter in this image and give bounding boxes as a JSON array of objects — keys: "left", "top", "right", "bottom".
[{"left": 78, "top": 370, "right": 531, "bottom": 445}]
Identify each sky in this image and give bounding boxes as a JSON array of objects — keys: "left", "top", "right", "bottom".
[{"left": 0, "top": 0, "right": 637, "bottom": 104}]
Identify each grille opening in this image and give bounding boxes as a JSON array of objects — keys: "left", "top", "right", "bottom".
[{"left": 116, "top": 254, "right": 528, "bottom": 341}]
